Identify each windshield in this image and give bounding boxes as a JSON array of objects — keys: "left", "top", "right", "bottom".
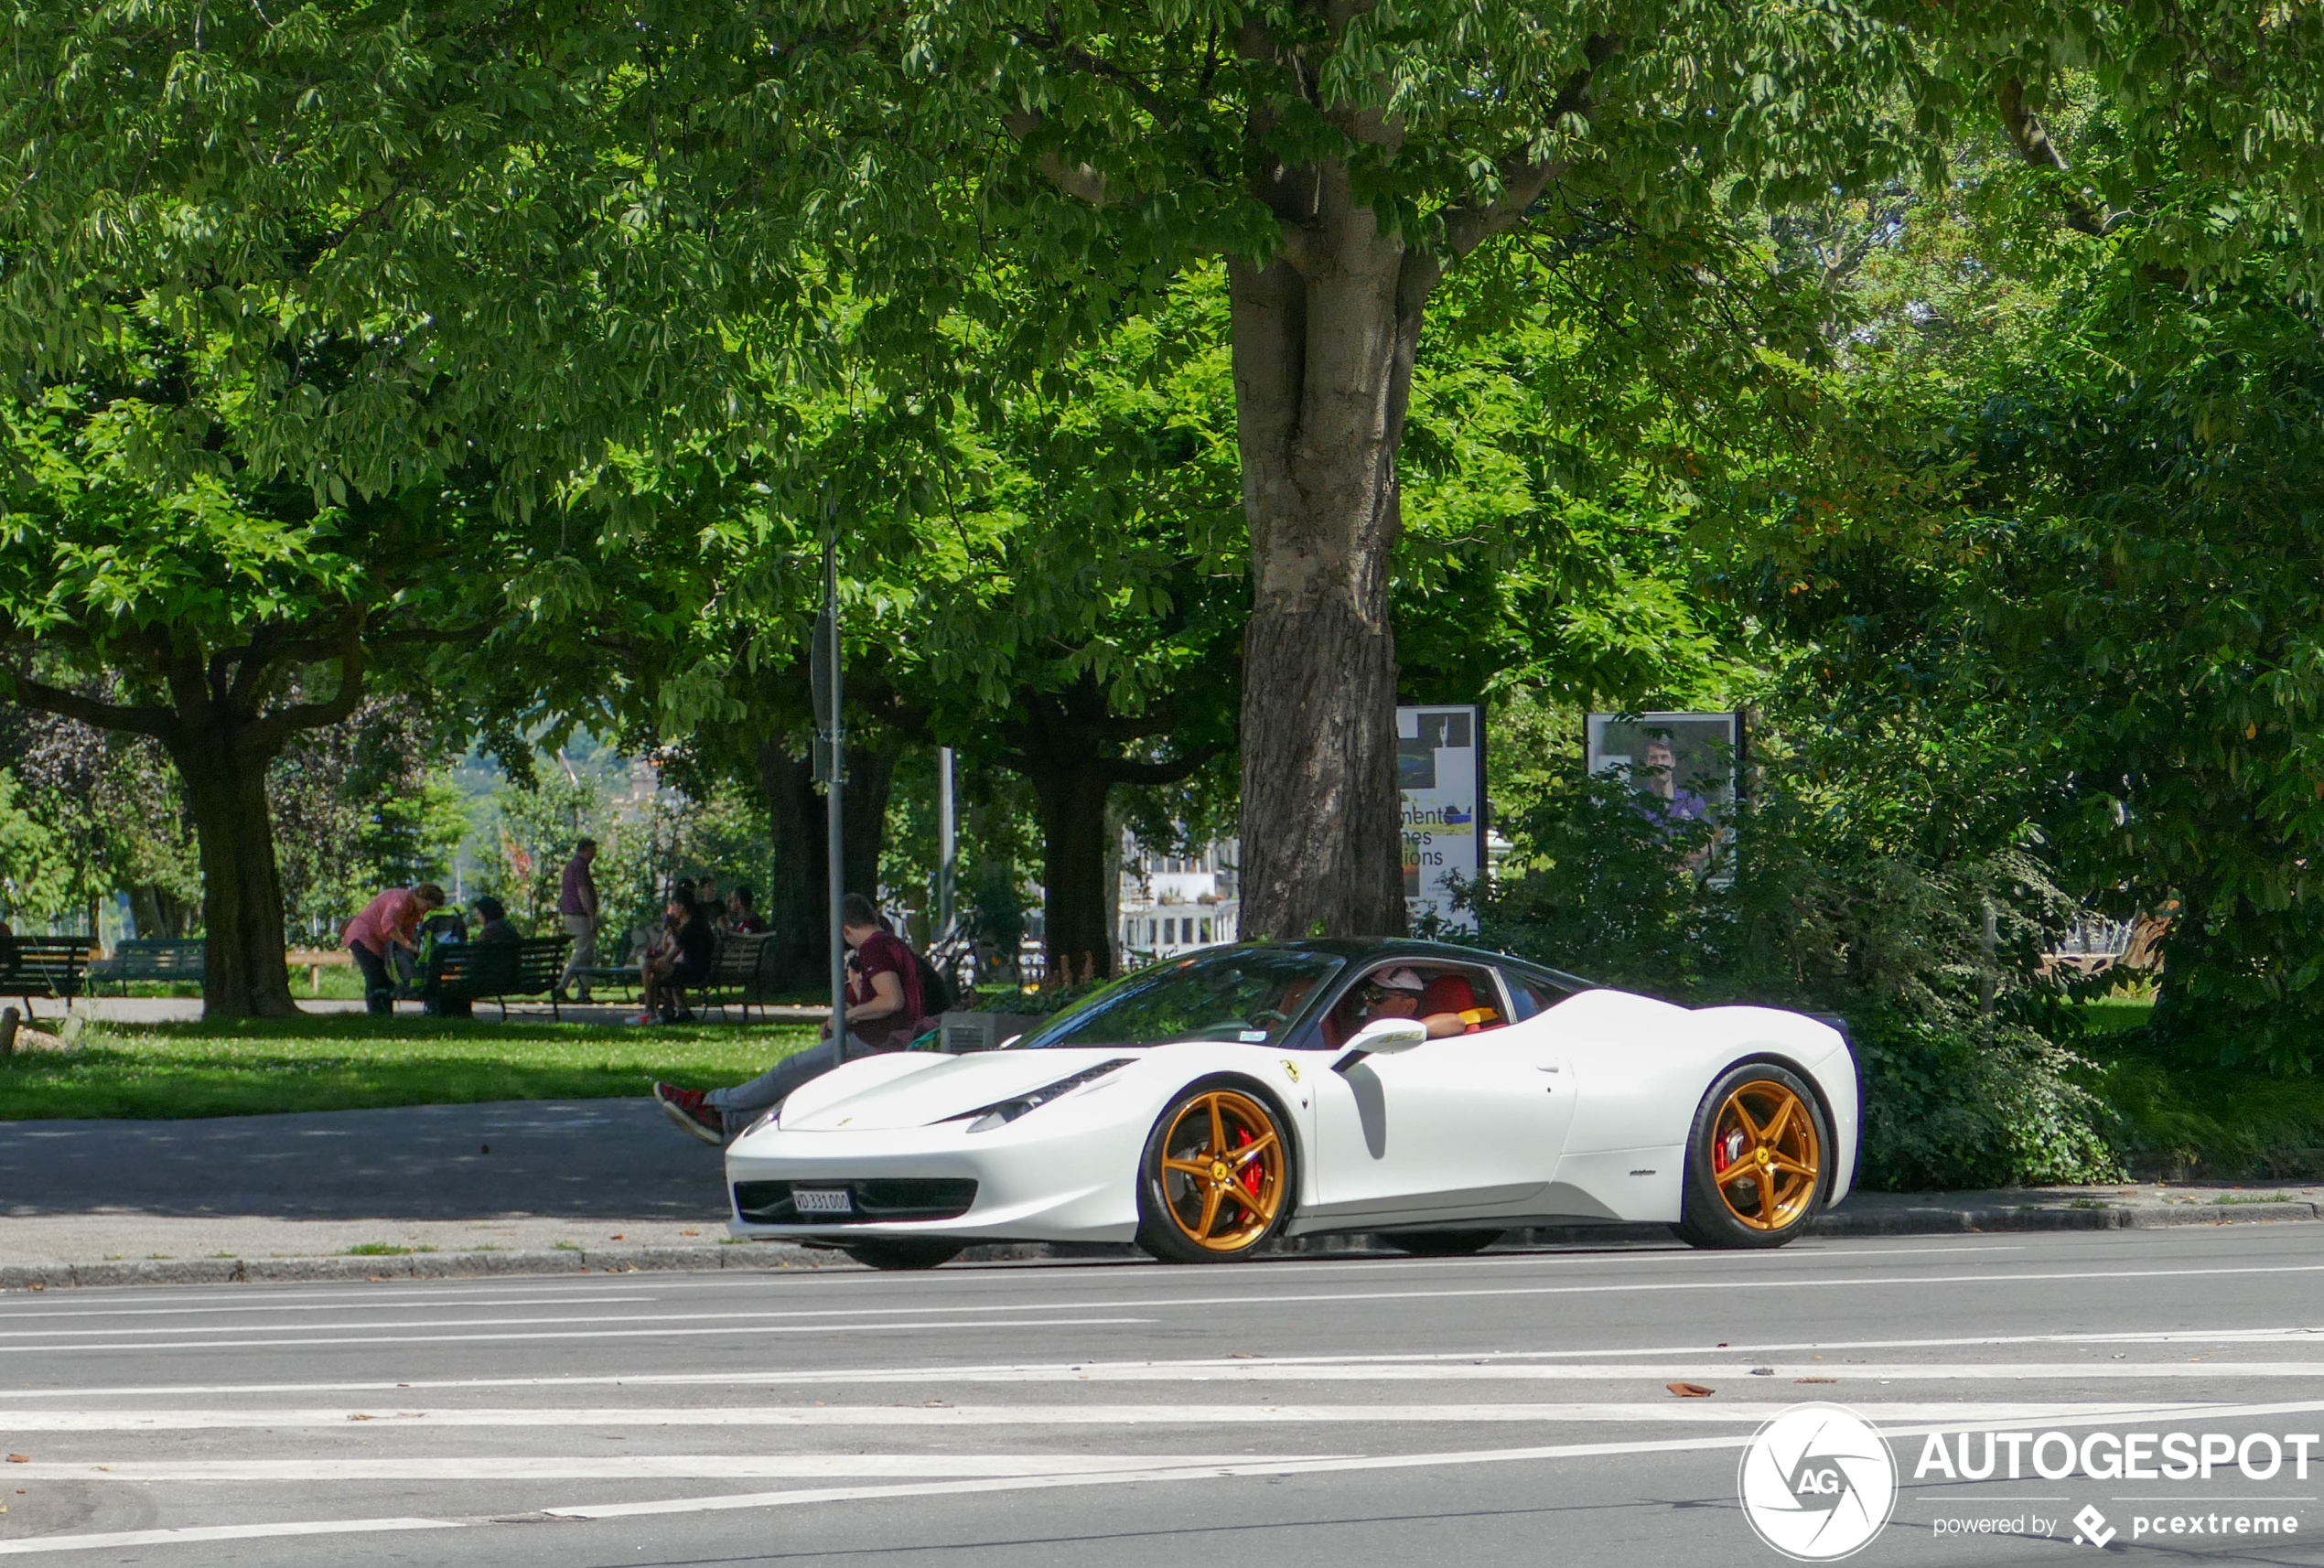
[{"left": 1015, "top": 948, "right": 1348, "bottom": 1049}]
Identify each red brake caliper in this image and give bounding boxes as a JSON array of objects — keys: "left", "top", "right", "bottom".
[
  {"left": 1715, "top": 1126, "right": 1743, "bottom": 1176},
  {"left": 1236, "top": 1127, "right": 1261, "bottom": 1196}
]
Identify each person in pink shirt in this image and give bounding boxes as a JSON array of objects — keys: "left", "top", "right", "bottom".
[{"left": 344, "top": 884, "right": 446, "bottom": 1015}]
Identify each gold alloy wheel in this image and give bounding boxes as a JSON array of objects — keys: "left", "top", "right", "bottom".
[
  {"left": 1157, "top": 1090, "right": 1286, "bottom": 1252},
  {"left": 1710, "top": 1079, "right": 1822, "bottom": 1231}
]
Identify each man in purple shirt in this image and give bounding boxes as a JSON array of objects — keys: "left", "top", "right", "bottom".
[{"left": 555, "top": 838, "right": 599, "bottom": 1004}]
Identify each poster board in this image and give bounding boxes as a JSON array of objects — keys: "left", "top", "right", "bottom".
[
  {"left": 1585, "top": 711, "right": 1744, "bottom": 876},
  {"left": 1399, "top": 704, "right": 1484, "bottom": 934}
]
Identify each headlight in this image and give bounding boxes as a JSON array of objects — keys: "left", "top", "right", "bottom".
[{"left": 957, "top": 1059, "right": 1135, "bottom": 1133}]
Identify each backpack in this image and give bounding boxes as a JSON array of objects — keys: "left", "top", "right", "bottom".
[{"left": 911, "top": 945, "right": 954, "bottom": 1015}]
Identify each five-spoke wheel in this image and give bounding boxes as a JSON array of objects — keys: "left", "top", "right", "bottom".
[
  {"left": 1135, "top": 1079, "right": 1293, "bottom": 1263},
  {"left": 1676, "top": 1062, "right": 1827, "bottom": 1248}
]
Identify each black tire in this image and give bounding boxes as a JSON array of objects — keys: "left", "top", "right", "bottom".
[
  {"left": 1375, "top": 1230, "right": 1504, "bottom": 1256},
  {"left": 842, "top": 1239, "right": 964, "bottom": 1271},
  {"left": 1135, "top": 1077, "right": 1296, "bottom": 1264},
  {"left": 1674, "top": 1061, "right": 1830, "bottom": 1250}
]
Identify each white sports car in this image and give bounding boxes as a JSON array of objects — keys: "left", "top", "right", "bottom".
[{"left": 724, "top": 940, "right": 1859, "bottom": 1268}]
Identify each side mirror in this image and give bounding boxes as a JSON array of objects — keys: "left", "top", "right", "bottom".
[{"left": 1337, "top": 1016, "right": 1427, "bottom": 1069}]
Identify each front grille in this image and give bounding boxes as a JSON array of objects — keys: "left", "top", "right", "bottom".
[{"left": 733, "top": 1177, "right": 978, "bottom": 1226}]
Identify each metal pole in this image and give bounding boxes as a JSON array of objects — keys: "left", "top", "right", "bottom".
[
  {"left": 937, "top": 746, "right": 957, "bottom": 940},
  {"left": 822, "top": 539, "right": 848, "bottom": 1050}
]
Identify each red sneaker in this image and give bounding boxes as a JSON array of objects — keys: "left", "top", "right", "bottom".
[{"left": 653, "top": 1082, "right": 724, "bottom": 1145}]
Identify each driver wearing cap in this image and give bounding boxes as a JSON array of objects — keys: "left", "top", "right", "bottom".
[{"left": 1355, "top": 966, "right": 1497, "bottom": 1039}]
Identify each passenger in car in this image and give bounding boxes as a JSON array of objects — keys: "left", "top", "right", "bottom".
[{"left": 1350, "top": 966, "right": 1500, "bottom": 1040}]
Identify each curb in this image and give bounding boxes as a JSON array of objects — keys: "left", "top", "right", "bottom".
[{"left": 3, "top": 1201, "right": 2315, "bottom": 1294}]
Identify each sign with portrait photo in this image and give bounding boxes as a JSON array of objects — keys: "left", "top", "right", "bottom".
[
  {"left": 1585, "top": 711, "right": 1744, "bottom": 876},
  {"left": 1399, "top": 703, "right": 1484, "bottom": 934}
]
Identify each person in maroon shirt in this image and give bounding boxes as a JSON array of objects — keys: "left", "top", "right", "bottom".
[
  {"left": 654, "top": 893, "right": 929, "bottom": 1144},
  {"left": 554, "top": 839, "right": 600, "bottom": 1004}
]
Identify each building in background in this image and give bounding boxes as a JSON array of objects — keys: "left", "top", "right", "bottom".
[{"left": 1118, "top": 834, "right": 1239, "bottom": 966}]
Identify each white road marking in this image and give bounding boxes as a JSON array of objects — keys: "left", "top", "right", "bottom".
[
  {"left": 0, "top": 1294, "right": 658, "bottom": 1323},
  {"left": 0, "top": 1400, "right": 2273, "bottom": 1434},
  {"left": 16, "top": 1327, "right": 2324, "bottom": 1402},
  {"left": 10, "top": 1260, "right": 2323, "bottom": 1352},
  {"left": 0, "top": 1316, "right": 1149, "bottom": 1355},
  {"left": 0, "top": 1241, "right": 2044, "bottom": 1318},
  {"left": 11, "top": 1399, "right": 2324, "bottom": 1555},
  {"left": 0, "top": 1304, "right": 1151, "bottom": 1340},
  {"left": 5, "top": 1453, "right": 1280, "bottom": 1480},
  {"left": 0, "top": 1518, "right": 457, "bottom": 1557}
]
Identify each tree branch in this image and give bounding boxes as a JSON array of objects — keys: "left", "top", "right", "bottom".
[
  {"left": 0, "top": 661, "right": 182, "bottom": 743},
  {"left": 1001, "top": 110, "right": 1113, "bottom": 205},
  {"left": 1440, "top": 34, "right": 1622, "bottom": 260},
  {"left": 1099, "top": 742, "right": 1224, "bottom": 787},
  {"left": 244, "top": 612, "right": 368, "bottom": 752},
  {"left": 1997, "top": 77, "right": 2110, "bottom": 238}
]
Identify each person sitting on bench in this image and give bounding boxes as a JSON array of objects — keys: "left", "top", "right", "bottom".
[
  {"left": 652, "top": 893, "right": 927, "bottom": 1144},
  {"left": 636, "top": 894, "right": 714, "bottom": 1025}
]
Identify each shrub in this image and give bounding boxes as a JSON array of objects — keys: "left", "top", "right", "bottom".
[{"left": 1474, "top": 771, "right": 2124, "bottom": 1190}]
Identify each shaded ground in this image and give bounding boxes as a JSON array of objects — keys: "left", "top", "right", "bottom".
[{"left": 0, "top": 1096, "right": 726, "bottom": 1224}]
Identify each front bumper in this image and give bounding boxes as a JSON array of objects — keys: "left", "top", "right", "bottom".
[{"left": 722, "top": 1114, "right": 1143, "bottom": 1243}]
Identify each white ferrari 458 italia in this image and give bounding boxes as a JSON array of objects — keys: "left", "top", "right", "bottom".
[{"left": 724, "top": 940, "right": 1859, "bottom": 1268}]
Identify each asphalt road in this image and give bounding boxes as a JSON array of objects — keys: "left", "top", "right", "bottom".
[{"left": 7, "top": 1225, "right": 2324, "bottom": 1565}]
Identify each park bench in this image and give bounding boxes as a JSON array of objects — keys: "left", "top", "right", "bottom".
[
  {"left": 1, "top": 937, "right": 95, "bottom": 1015},
  {"left": 694, "top": 930, "right": 779, "bottom": 1023},
  {"left": 86, "top": 938, "right": 205, "bottom": 993},
  {"left": 426, "top": 936, "right": 573, "bottom": 1021}
]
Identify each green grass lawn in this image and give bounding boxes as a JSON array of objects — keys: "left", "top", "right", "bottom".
[
  {"left": 0, "top": 1015, "right": 817, "bottom": 1121},
  {"left": 2075, "top": 991, "right": 2157, "bottom": 1035}
]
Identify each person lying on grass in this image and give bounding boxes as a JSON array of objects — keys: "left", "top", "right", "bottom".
[{"left": 654, "top": 893, "right": 927, "bottom": 1144}]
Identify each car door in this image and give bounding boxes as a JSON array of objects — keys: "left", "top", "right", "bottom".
[{"left": 1300, "top": 962, "right": 1577, "bottom": 1223}]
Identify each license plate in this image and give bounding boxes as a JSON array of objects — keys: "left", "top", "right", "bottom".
[{"left": 791, "top": 1187, "right": 853, "bottom": 1215}]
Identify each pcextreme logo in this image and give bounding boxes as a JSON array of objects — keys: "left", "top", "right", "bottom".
[{"left": 1738, "top": 1403, "right": 1899, "bottom": 1562}]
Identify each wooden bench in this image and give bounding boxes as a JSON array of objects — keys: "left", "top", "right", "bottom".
[
  {"left": 1, "top": 937, "right": 95, "bottom": 1014},
  {"left": 427, "top": 936, "right": 573, "bottom": 1021},
  {"left": 695, "top": 930, "right": 779, "bottom": 1023},
  {"left": 86, "top": 938, "right": 206, "bottom": 993}
]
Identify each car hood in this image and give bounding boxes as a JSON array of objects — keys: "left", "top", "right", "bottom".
[{"left": 778, "top": 1047, "right": 1140, "bottom": 1132}]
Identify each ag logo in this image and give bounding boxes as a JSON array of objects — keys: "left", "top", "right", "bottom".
[{"left": 1738, "top": 1403, "right": 1897, "bottom": 1561}]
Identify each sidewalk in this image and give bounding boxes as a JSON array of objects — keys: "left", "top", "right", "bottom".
[
  {"left": 9, "top": 996, "right": 829, "bottom": 1026},
  {"left": 2, "top": 1097, "right": 2319, "bottom": 1290}
]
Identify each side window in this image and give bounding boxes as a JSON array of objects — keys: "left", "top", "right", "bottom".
[
  {"left": 1326, "top": 962, "right": 1510, "bottom": 1043},
  {"left": 1504, "top": 972, "right": 1568, "bottom": 1022}
]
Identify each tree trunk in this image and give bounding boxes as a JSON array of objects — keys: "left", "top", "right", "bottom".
[
  {"left": 1227, "top": 211, "right": 1426, "bottom": 941},
  {"left": 753, "top": 727, "right": 903, "bottom": 992},
  {"left": 841, "top": 730, "right": 900, "bottom": 905},
  {"left": 756, "top": 738, "right": 826, "bottom": 993},
  {"left": 1028, "top": 764, "right": 1115, "bottom": 983},
  {"left": 170, "top": 739, "right": 299, "bottom": 1020}
]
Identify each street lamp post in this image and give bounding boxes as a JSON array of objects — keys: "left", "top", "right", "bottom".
[{"left": 812, "top": 537, "right": 846, "bottom": 1047}]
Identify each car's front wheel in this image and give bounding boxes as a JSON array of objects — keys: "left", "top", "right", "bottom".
[
  {"left": 1135, "top": 1079, "right": 1294, "bottom": 1263},
  {"left": 842, "top": 1239, "right": 964, "bottom": 1271},
  {"left": 1674, "top": 1063, "right": 1829, "bottom": 1249}
]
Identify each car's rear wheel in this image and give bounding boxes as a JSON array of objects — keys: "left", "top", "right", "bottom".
[
  {"left": 1375, "top": 1230, "right": 1503, "bottom": 1256},
  {"left": 1135, "top": 1079, "right": 1294, "bottom": 1264},
  {"left": 1675, "top": 1063, "right": 1828, "bottom": 1249},
  {"left": 842, "top": 1239, "right": 964, "bottom": 1271}
]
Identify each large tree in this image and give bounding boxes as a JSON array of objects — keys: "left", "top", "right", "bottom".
[
  {"left": 0, "top": 402, "right": 543, "bottom": 1016},
  {"left": 593, "top": 0, "right": 2323, "bottom": 939}
]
